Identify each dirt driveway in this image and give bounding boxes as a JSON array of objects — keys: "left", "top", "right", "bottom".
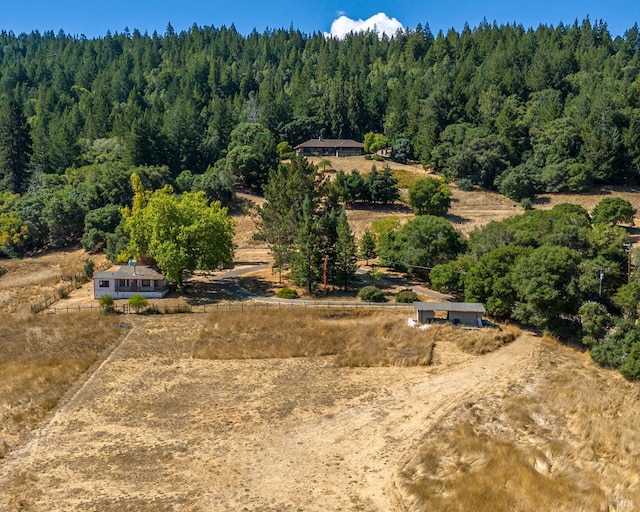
[{"left": 0, "top": 316, "right": 537, "bottom": 511}]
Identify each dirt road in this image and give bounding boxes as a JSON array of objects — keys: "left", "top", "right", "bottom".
[{"left": 0, "top": 317, "right": 538, "bottom": 511}]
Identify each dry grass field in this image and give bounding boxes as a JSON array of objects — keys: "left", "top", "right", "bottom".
[
  {"left": 0, "top": 310, "right": 529, "bottom": 511},
  {"left": 0, "top": 313, "right": 126, "bottom": 460},
  {"left": 397, "top": 339, "right": 640, "bottom": 512},
  {"left": 0, "top": 247, "right": 107, "bottom": 316},
  {"left": 1, "top": 167, "right": 640, "bottom": 510}
]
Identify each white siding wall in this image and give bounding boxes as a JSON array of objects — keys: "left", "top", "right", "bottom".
[
  {"left": 94, "top": 278, "right": 115, "bottom": 299},
  {"left": 93, "top": 278, "right": 169, "bottom": 299}
]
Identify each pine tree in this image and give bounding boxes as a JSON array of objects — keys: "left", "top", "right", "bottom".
[
  {"left": 333, "top": 207, "right": 358, "bottom": 291},
  {"left": 0, "top": 96, "right": 32, "bottom": 193},
  {"left": 260, "top": 157, "right": 319, "bottom": 278},
  {"left": 290, "top": 195, "right": 323, "bottom": 293},
  {"left": 358, "top": 229, "right": 377, "bottom": 265}
]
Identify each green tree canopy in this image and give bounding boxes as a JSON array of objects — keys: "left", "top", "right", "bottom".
[
  {"left": 614, "top": 281, "right": 640, "bottom": 320},
  {"left": 358, "top": 229, "right": 377, "bottom": 265},
  {"left": 124, "top": 184, "right": 234, "bottom": 285},
  {"left": 378, "top": 215, "right": 466, "bottom": 273},
  {"left": 0, "top": 94, "right": 32, "bottom": 194},
  {"left": 290, "top": 196, "right": 323, "bottom": 293},
  {"left": 225, "top": 122, "right": 278, "bottom": 192},
  {"left": 333, "top": 207, "right": 358, "bottom": 291},
  {"left": 511, "top": 245, "right": 582, "bottom": 330},
  {"left": 259, "top": 156, "right": 320, "bottom": 274},
  {"left": 363, "top": 132, "right": 389, "bottom": 153},
  {"left": 407, "top": 176, "right": 452, "bottom": 216},
  {"left": 591, "top": 197, "right": 636, "bottom": 226}
]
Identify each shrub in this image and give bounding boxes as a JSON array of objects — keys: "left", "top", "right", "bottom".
[
  {"left": 0, "top": 266, "right": 7, "bottom": 277},
  {"left": 358, "top": 285, "right": 385, "bottom": 302},
  {"left": 57, "top": 287, "right": 70, "bottom": 299},
  {"left": 83, "top": 259, "right": 95, "bottom": 279},
  {"left": 520, "top": 197, "right": 533, "bottom": 210},
  {"left": 455, "top": 178, "right": 474, "bottom": 191},
  {"left": 142, "top": 304, "right": 161, "bottom": 315},
  {"left": 367, "top": 267, "right": 383, "bottom": 280},
  {"left": 396, "top": 289, "right": 418, "bottom": 303},
  {"left": 591, "top": 320, "right": 640, "bottom": 369},
  {"left": 276, "top": 286, "right": 299, "bottom": 299},
  {"left": 128, "top": 294, "right": 148, "bottom": 313},
  {"left": 620, "top": 343, "right": 640, "bottom": 380},
  {"left": 99, "top": 294, "right": 115, "bottom": 313}
]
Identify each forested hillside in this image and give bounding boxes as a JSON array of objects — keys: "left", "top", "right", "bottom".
[{"left": 1, "top": 19, "right": 640, "bottom": 255}]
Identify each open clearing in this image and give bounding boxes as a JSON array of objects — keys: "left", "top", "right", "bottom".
[
  {"left": 1, "top": 313, "right": 638, "bottom": 511},
  {"left": 0, "top": 314, "right": 534, "bottom": 511}
]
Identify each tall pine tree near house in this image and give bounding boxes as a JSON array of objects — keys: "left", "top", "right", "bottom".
[
  {"left": 0, "top": 95, "right": 32, "bottom": 194},
  {"left": 333, "top": 207, "right": 358, "bottom": 291},
  {"left": 290, "top": 195, "right": 323, "bottom": 294},
  {"left": 260, "top": 157, "right": 319, "bottom": 279}
]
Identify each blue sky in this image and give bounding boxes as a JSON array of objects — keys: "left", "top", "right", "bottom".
[{"left": 1, "top": 0, "right": 638, "bottom": 38}]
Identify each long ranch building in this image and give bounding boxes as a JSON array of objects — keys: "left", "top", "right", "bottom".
[{"left": 294, "top": 138, "right": 364, "bottom": 157}]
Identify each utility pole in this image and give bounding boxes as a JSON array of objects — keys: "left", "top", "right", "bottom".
[{"left": 322, "top": 255, "right": 328, "bottom": 292}]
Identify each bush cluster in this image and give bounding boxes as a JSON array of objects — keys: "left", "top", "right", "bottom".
[
  {"left": 396, "top": 290, "right": 418, "bottom": 303},
  {"left": 358, "top": 285, "right": 385, "bottom": 302},
  {"left": 99, "top": 294, "right": 115, "bottom": 313},
  {"left": 276, "top": 286, "right": 299, "bottom": 299}
]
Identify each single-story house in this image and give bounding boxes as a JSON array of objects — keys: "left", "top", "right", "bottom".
[
  {"left": 295, "top": 138, "right": 364, "bottom": 157},
  {"left": 93, "top": 265, "right": 169, "bottom": 299},
  {"left": 413, "top": 302, "right": 486, "bottom": 327}
]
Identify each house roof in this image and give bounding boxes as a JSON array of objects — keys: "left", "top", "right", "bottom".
[
  {"left": 94, "top": 265, "right": 166, "bottom": 280},
  {"left": 294, "top": 138, "right": 364, "bottom": 150},
  {"left": 413, "top": 302, "right": 486, "bottom": 313}
]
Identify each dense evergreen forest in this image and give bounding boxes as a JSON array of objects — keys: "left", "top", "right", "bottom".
[{"left": 1, "top": 18, "right": 640, "bottom": 255}]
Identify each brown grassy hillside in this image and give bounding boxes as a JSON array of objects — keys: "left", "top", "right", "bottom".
[{"left": 397, "top": 339, "right": 640, "bottom": 512}]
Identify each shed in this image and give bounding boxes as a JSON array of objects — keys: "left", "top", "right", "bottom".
[
  {"left": 94, "top": 265, "right": 169, "bottom": 299},
  {"left": 294, "top": 138, "right": 364, "bottom": 157},
  {"left": 413, "top": 302, "right": 486, "bottom": 327}
]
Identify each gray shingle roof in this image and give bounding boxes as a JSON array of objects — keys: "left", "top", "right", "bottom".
[
  {"left": 294, "top": 138, "right": 364, "bottom": 149},
  {"left": 94, "top": 265, "right": 166, "bottom": 280},
  {"left": 413, "top": 302, "right": 486, "bottom": 313}
]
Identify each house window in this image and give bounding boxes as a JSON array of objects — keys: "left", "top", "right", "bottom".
[
  {"left": 141, "top": 279, "right": 151, "bottom": 287},
  {"left": 99, "top": 280, "right": 110, "bottom": 288},
  {"left": 119, "top": 279, "right": 129, "bottom": 287}
]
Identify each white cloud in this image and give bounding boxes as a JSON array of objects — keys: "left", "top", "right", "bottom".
[{"left": 325, "top": 12, "right": 404, "bottom": 39}]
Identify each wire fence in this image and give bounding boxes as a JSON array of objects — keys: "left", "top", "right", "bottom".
[
  {"left": 30, "top": 261, "right": 112, "bottom": 314},
  {"left": 44, "top": 299, "right": 414, "bottom": 315}
]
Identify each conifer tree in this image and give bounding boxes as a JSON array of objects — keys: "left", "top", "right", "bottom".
[
  {"left": 0, "top": 96, "right": 32, "bottom": 194},
  {"left": 260, "top": 157, "right": 319, "bottom": 278},
  {"left": 358, "top": 229, "right": 377, "bottom": 265},
  {"left": 290, "top": 195, "right": 323, "bottom": 293},
  {"left": 333, "top": 207, "right": 358, "bottom": 291}
]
